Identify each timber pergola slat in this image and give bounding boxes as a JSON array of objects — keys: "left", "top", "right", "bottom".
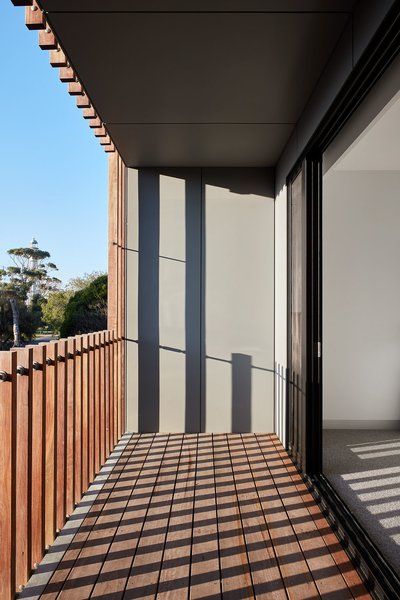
[
  {"left": 11, "top": 0, "right": 115, "bottom": 155},
  {"left": 20, "top": 434, "right": 372, "bottom": 600}
]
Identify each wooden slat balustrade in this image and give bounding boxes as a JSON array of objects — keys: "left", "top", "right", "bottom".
[{"left": 0, "top": 331, "right": 124, "bottom": 599}]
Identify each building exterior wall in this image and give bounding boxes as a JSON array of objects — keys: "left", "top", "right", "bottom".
[
  {"left": 108, "top": 152, "right": 127, "bottom": 432},
  {"left": 125, "top": 167, "right": 275, "bottom": 433}
]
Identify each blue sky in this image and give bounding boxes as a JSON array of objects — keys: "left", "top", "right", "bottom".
[{"left": 0, "top": 2, "right": 108, "bottom": 284}]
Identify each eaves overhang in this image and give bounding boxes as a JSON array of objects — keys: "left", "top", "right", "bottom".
[{"left": 11, "top": 0, "right": 357, "bottom": 167}]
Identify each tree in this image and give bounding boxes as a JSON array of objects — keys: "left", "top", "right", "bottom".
[
  {"left": 60, "top": 274, "right": 107, "bottom": 337},
  {"left": 67, "top": 271, "right": 106, "bottom": 293},
  {"left": 42, "top": 290, "right": 72, "bottom": 334},
  {"left": 42, "top": 271, "right": 106, "bottom": 335},
  {"left": 0, "top": 293, "right": 44, "bottom": 350},
  {"left": 0, "top": 244, "right": 60, "bottom": 346}
]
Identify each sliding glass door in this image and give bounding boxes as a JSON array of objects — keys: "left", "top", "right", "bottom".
[{"left": 287, "top": 165, "right": 308, "bottom": 468}]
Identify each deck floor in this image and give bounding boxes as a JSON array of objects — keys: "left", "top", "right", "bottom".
[{"left": 22, "top": 433, "right": 371, "bottom": 599}]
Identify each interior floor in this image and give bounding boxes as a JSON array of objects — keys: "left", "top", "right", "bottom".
[{"left": 323, "top": 429, "right": 400, "bottom": 573}]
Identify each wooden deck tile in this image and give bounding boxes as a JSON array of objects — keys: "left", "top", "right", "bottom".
[
  {"left": 90, "top": 434, "right": 170, "bottom": 598},
  {"left": 190, "top": 434, "right": 222, "bottom": 600},
  {"left": 23, "top": 434, "right": 372, "bottom": 600},
  {"left": 123, "top": 434, "right": 185, "bottom": 598},
  {"left": 39, "top": 434, "right": 144, "bottom": 600},
  {"left": 256, "top": 435, "right": 353, "bottom": 599},
  {"left": 213, "top": 434, "right": 254, "bottom": 598},
  {"left": 227, "top": 434, "right": 288, "bottom": 599}
]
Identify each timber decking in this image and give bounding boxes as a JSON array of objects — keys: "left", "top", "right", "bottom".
[{"left": 21, "top": 434, "right": 371, "bottom": 600}]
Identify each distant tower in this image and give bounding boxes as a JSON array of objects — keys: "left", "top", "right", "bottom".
[{"left": 28, "top": 237, "right": 39, "bottom": 303}]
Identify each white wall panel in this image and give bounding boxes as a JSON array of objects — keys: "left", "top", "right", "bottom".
[
  {"left": 204, "top": 170, "right": 275, "bottom": 432},
  {"left": 323, "top": 171, "right": 400, "bottom": 425},
  {"left": 159, "top": 174, "right": 186, "bottom": 431},
  {"left": 125, "top": 167, "right": 275, "bottom": 432}
]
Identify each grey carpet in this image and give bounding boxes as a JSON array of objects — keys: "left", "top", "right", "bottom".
[{"left": 323, "top": 429, "right": 400, "bottom": 572}]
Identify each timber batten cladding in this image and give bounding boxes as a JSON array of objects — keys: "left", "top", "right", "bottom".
[
  {"left": 11, "top": 0, "right": 115, "bottom": 154},
  {"left": 108, "top": 152, "right": 127, "bottom": 441},
  {"left": 0, "top": 332, "right": 125, "bottom": 598}
]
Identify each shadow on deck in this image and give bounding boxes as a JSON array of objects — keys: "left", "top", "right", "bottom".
[{"left": 21, "top": 433, "right": 370, "bottom": 599}]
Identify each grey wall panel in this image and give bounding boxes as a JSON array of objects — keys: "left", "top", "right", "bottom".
[
  {"left": 158, "top": 173, "right": 187, "bottom": 432},
  {"left": 125, "top": 166, "right": 275, "bottom": 433},
  {"left": 203, "top": 168, "right": 275, "bottom": 433},
  {"left": 158, "top": 169, "right": 202, "bottom": 432},
  {"left": 137, "top": 169, "right": 161, "bottom": 432}
]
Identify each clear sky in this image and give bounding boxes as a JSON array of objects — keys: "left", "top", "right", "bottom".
[{"left": 0, "top": 2, "right": 108, "bottom": 284}]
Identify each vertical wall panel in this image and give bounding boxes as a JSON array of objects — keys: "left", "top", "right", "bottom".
[
  {"left": 125, "top": 167, "right": 275, "bottom": 433},
  {"left": 137, "top": 169, "right": 160, "bottom": 432},
  {"left": 159, "top": 173, "right": 186, "bottom": 432},
  {"left": 203, "top": 169, "right": 275, "bottom": 433},
  {"left": 126, "top": 169, "right": 139, "bottom": 432}
]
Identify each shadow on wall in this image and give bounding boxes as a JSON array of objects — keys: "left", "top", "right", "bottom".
[{"left": 128, "top": 167, "right": 274, "bottom": 433}]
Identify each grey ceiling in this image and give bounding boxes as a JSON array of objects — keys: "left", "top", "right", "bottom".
[
  {"left": 42, "top": 1, "right": 356, "bottom": 166},
  {"left": 40, "top": 1, "right": 357, "bottom": 12}
]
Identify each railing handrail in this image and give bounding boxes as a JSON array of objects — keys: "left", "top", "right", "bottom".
[{"left": 0, "top": 329, "right": 124, "bottom": 598}]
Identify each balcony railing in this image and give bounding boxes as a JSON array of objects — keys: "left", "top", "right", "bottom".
[{"left": 0, "top": 331, "right": 124, "bottom": 598}]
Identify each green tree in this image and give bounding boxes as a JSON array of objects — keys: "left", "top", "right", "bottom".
[
  {"left": 42, "top": 271, "right": 106, "bottom": 335},
  {"left": 67, "top": 271, "right": 106, "bottom": 292},
  {"left": 0, "top": 293, "right": 44, "bottom": 349},
  {"left": 60, "top": 274, "right": 107, "bottom": 337},
  {"left": 42, "top": 290, "right": 72, "bottom": 334},
  {"left": 0, "top": 244, "right": 60, "bottom": 346}
]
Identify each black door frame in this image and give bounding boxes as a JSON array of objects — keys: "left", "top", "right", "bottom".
[
  {"left": 286, "top": 2, "right": 400, "bottom": 596},
  {"left": 287, "top": 163, "right": 303, "bottom": 467}
]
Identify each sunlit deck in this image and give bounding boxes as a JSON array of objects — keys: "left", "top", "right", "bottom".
[{"left": 21, "top": 434, "right": 370, "bottom": 600}]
